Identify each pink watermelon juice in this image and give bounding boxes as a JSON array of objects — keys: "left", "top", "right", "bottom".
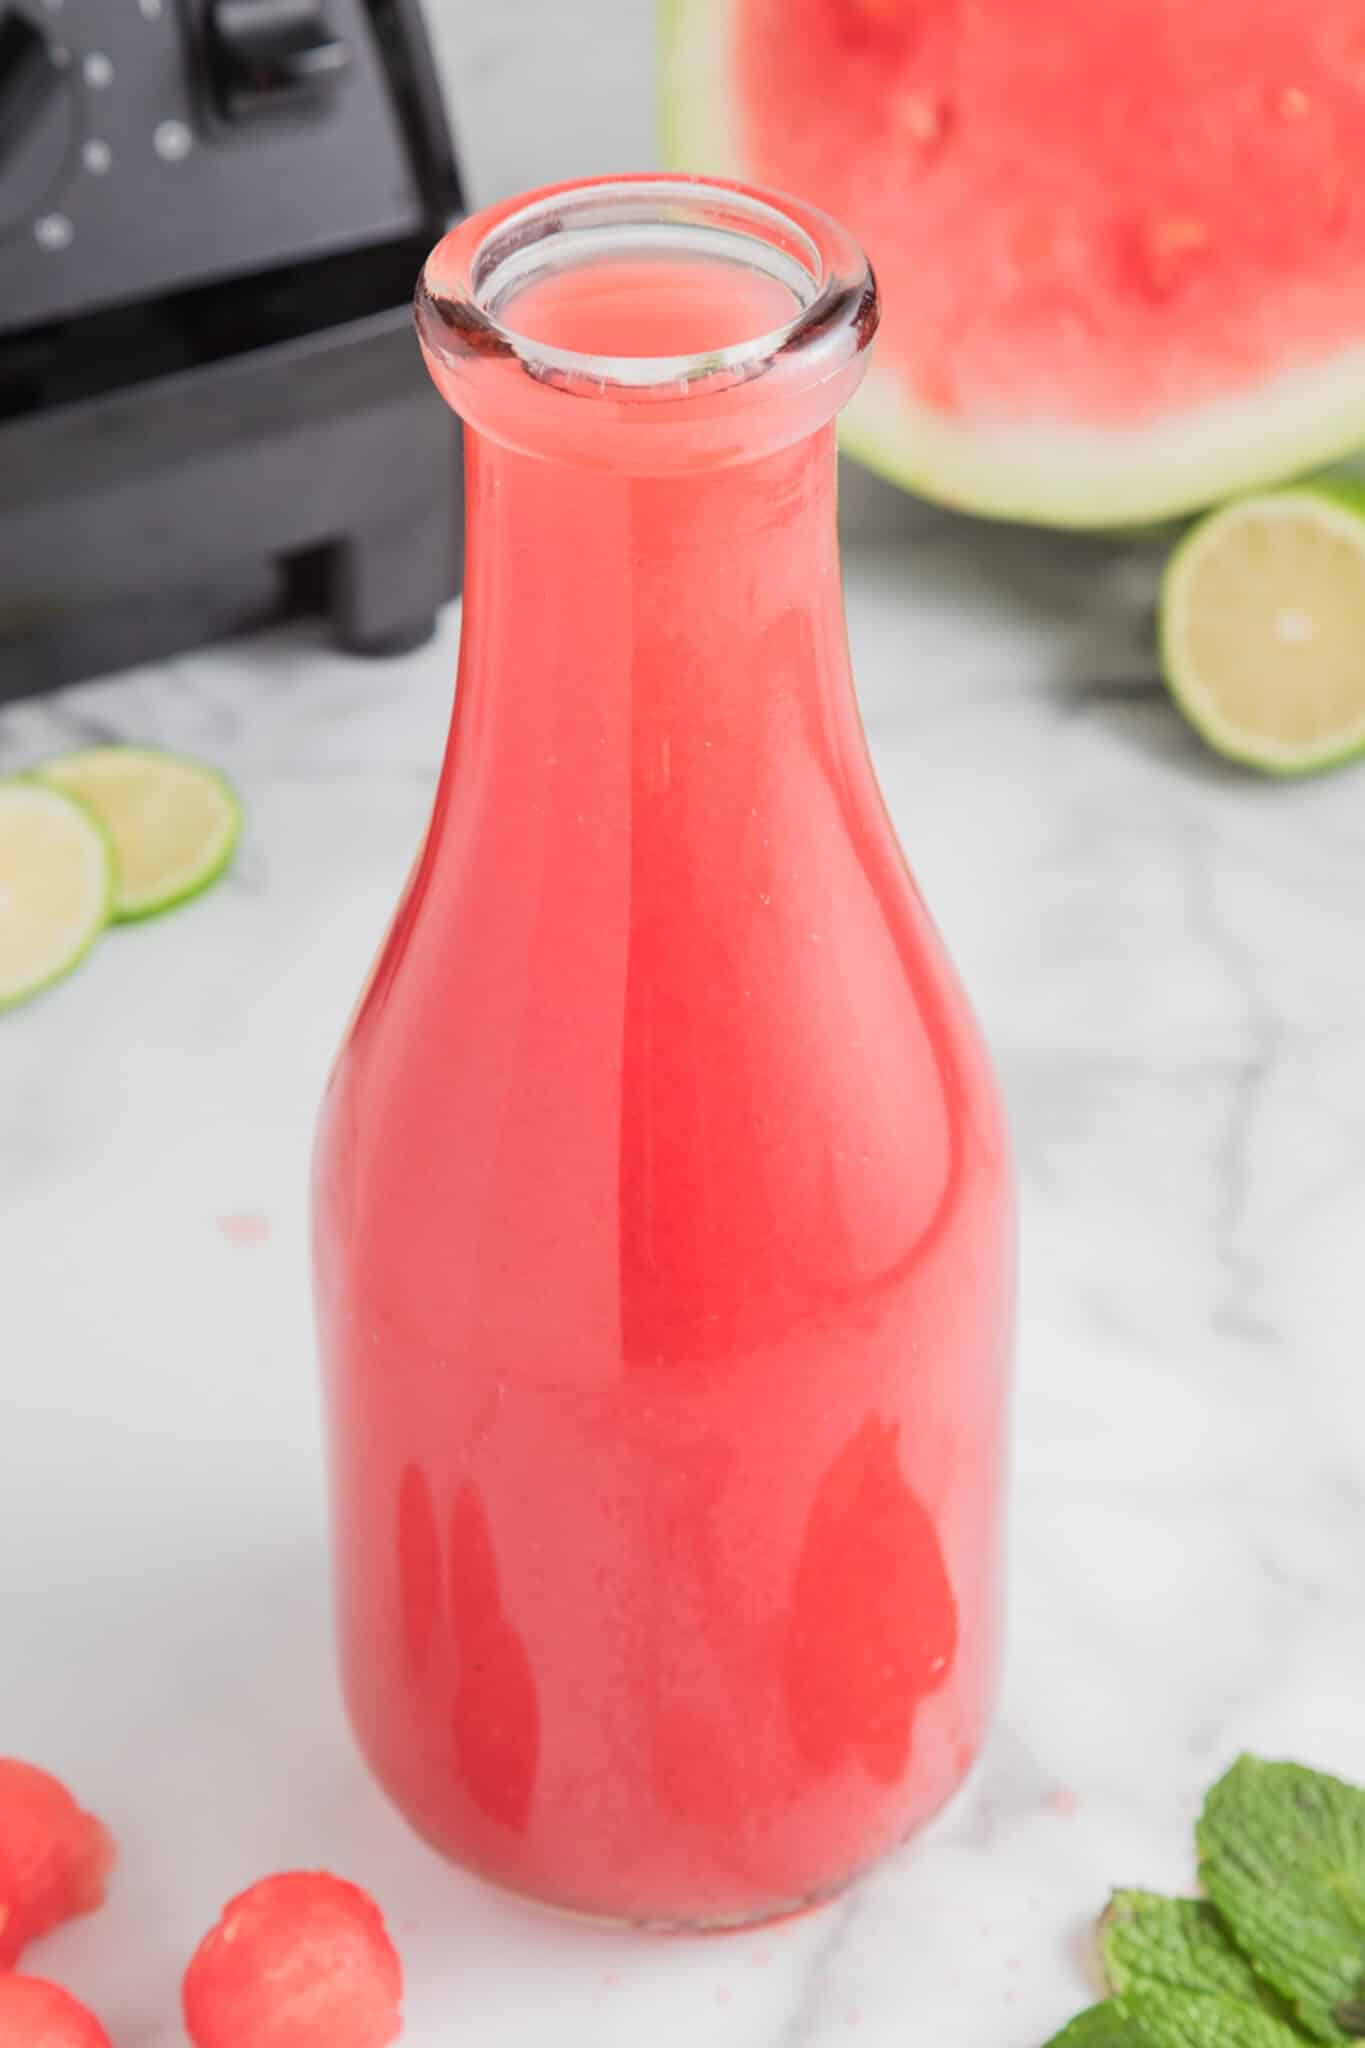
[
  {"left": 503, "top": 250, "right": 798, "bottom": 354},
  {"left": 314, "top": 178, "right": 1014, "bottom": 1927}
]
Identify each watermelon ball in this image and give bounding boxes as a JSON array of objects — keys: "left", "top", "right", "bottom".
[
  {"left": 0, "top": 1760, "right": 116, "bottom": 1970},
  {"left": 183, "top": 1872, "right": 404, "bottom": 2048},
  {"left": 0, "top": 1975, "right": 112, "bottom": 2047}
]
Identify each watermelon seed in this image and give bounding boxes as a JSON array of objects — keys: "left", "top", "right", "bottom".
[
  {"left": 895, "top": 90, "right": 953, "bottom": 154},
  {"left": 1135, "top": 215, "right": 1212, "bottom": 299}
]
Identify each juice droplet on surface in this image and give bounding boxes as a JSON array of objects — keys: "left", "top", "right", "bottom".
[{"left": 219, "top": 1212, "right": 270, "bottom": 1245}]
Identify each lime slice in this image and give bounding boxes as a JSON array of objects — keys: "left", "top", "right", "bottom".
[
  {"left": 1161, "top": 477, "right": 1365, "bottom": 774},
  {"left": 38, "top": 746, "right": 242, "bottom": 920},
  {"left": 0, "top": 779, "right": 113, "bottom": 1010}
]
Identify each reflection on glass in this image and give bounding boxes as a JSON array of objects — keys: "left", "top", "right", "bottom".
[
  {"left": 449, "top": 1483, "right": 540, "bottom": 1833},
  {"left": 785, "top": 1416, "right": 958, "bottom": 1784}
]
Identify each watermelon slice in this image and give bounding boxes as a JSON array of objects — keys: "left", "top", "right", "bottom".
[{"left": 662, "top": 0, "right": 1365, "bottom": 526}]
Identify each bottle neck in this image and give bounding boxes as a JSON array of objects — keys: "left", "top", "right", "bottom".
[
  {"left": 407, "top": 417, "right": 967, "bottom": 1367},
  {"left": 450, "top": 421, "right": 855, "bottom": 777}
]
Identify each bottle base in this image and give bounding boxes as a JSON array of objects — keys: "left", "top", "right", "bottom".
[
  {"left": 471, "top": 1857, "right": 862, "bottom": 1934},
  {"left": 351, "top": 1690, "right": 993, "bottom": 1934},
  {"left": 440, "top": 1763, "right": 982, "bottom": 1934}
]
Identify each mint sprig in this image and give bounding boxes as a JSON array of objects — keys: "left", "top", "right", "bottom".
[
  {"left": 1199, "top": 1758, "right": 1365, "bottom": 2042},
  {"left": 1042, "top": 1756, "right": 1365, "bottom": 2048}
]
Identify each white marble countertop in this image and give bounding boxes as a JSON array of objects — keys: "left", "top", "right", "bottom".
[{"left": 4, "top": 480, "right": 1365, "bottom": 2047}]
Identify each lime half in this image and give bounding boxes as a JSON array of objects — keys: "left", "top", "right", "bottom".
[
  {"left": 1161, "top": 477, "right": 1365, "bottom": 774},
  {"left": 0, "top": 778, "right": 113, "bottom": 1010},
  {"left": 38, "top": 746, "right": 241, "bottom": 920}
]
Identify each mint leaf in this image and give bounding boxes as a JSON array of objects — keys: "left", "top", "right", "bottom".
[
  {"left": 1102, "top": 1892, "right": 1299, "bottom": 2025},
  {"left": 1117, "top": 1989, "right": 1314, "bottom": 2048},
  {"left": 1042, "top": 1983, "right": 1304, "bottom": 2048},
  {"left": 1040, "top": 1899, "right": 1294, "bottom": 2048},
  {"left": 1198, "top": 1757, "right": 1365, "bottom": 2042},
  {"left": 1044, "top": 2003, "right": 1145, "bottom": 2047}
]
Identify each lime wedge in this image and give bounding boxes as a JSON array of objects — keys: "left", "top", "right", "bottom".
[
  {"left": 1161, "top": 477, "right": 1365, "bottom": 774},
  {"left": 38, "top": 747, "right": 241, "bottom": 920},
  {"left": 0, "top": 779, "right": 113, "bottom": 1010}
]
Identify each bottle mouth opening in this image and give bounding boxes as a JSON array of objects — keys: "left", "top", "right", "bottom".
[{"left": 416, "top": 175, "right": 877, "bottom": 400}]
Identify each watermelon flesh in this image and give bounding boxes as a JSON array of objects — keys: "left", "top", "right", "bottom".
[{"left": 663, "top": 0, "right": 1365, "bottom": 525}]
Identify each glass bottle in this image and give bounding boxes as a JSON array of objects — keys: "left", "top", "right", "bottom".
[{"left": 313, "top": 176, "right": 1014, "bottom": 1930}]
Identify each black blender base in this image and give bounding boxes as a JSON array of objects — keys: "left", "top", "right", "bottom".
[
  {"left": 0, "top": 287, "right": 461, "bottom": 705},
  {"left": 0, "top": 553, "right": 442, "bottom": 699},
  {"left": 346, "top": 619, "right": 439, "bottom": 658},
  {"left": 328, "top": 515, "right": 451, "bottom": 658}
]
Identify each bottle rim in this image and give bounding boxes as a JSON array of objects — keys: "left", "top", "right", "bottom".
[{"left": 415, "top": 174, "right": 878, "bottom": 406}]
